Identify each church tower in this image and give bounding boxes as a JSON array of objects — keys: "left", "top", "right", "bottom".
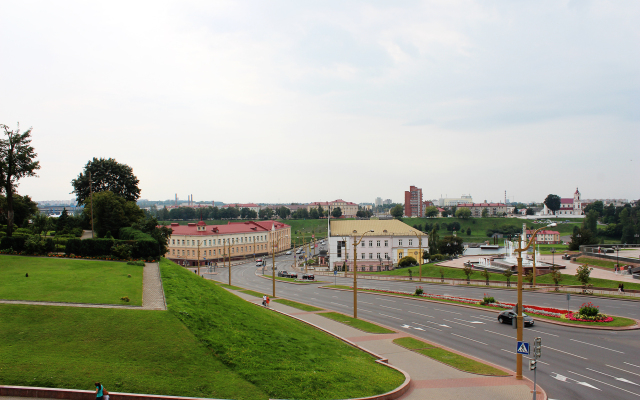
[{"left": 573, "top": 188, "right": 581, "bottom": 215}]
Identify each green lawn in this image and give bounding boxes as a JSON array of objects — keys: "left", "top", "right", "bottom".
[
  {"left": 393, "top": 337, "right": 508, "bottom": 376},
  {"left": 215, "top": 282, "right": 245, "bottom": 290},
  {"left": 319, "top": 312, "right": 395, "bottom": 334},
  {"left": 0, "top": 255, "right": 143, "bottom": 306},
  {"left": 273, "top": 298, "right": 323, "bottom": 312},
  {"left": 161, "top": 259, "right": 404, "bottom": 399},
  {"left": 0, "top": 305, "right": 268, "bottom": 399},
  {"left": 575, "top": 256, "right": 617, "bottom": 269},
  {"left": 241, "top": 289, "right": 271, "bottom": 298}
]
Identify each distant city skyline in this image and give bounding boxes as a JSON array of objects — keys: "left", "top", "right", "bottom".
[{"left": 3, "top": 1, "right": 638, "bottom": 204}]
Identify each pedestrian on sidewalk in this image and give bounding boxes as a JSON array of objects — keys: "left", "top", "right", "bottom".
[
  {"left": 618, "top": 283, "right": 623, "bottom": 294},
  {"left": 266, "top": 295, "right": 270, "bottom": 308},
  {"left": 262, "top": 295, "right": 267, "bottom": 306},
  {"left": 95, "top": 382, "right": 108, "bottom": 400},
  {"left": 621, "top": 283, "right": 625, "bottom": 294}
]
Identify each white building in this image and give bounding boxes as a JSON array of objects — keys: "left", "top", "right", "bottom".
[
  {"left": 541, "top": 188, "right": 585, "bottom": 216},
  {"left": 328, "top": 220, "right": 427, "bottom": 272},
  {"left": 438, "top": 195, "right": 473, "bottom": 207}
]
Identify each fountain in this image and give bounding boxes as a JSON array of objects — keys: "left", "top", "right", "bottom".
[{"left": 472, "top": 225, "right": 550, "bottom": 273}]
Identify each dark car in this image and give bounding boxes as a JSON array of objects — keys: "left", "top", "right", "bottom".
[
  {"left": 277, "top": 271, "right": 289, "bottom": 277},
  {"left": 301, "top": 273, "right": 315, "bottom": 281},
  {"left": 289, "top": 272, "right": 298, "bottom": 279},
  {"left": 498, "top": 310, "right": 534, "bottom": 326}
]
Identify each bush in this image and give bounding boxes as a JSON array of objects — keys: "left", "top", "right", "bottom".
[
  {"left": 65, "top": 238, "right": 160, "bottom": 259},
  {"left": 415, "top": 287, "right": 424, "bottom": 295},
  {"left": 398, "top": 256, "right": 417, "bottom": 267},
  {"left": 430, "top": 254, "right": 445, "bottom": 261},
  {"left": 24, "top": 236, "right": 46, "bottom": 255},
  {"left": 0, "top": 236, "right": 27, "bottom": 252},
  {"left": 579, "top": 302, "right": 599, "bottom": 317},
  {"left": 111, "top": 243, "right": 133, "bottom": 260},
  {"left": 127, "top": 261, "right": 146, "bottom": 266},
  {"left": 120, "top": 296, "right": 130, "bottom": 302}
]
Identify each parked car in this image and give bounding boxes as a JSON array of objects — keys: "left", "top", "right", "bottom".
[
  {"left": 278, "top": 271, "right": 289, "bottom": 277},
  {"left": 285, "top": 251, "right": 292, "bottom": 255},
  {"left": 301, "top": 273, "right": 315, "bottom": 281},
  {"left": 497, "top": 310, "right": 534, "bottom": 326}
]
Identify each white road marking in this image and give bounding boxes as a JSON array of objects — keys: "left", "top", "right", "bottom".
[
  {"left": 330, "top": 302, "right": 348, "bottom": 307},
  {"left": 626, "top": 362, "right": 640, "bottom": 369},
  {"left": 528, "top": 328, "right": 559, "bottom": 337},
  {"left": 570, "top": 339, "right": 624, "bottom": 354},
  {"left": 470, "top": 315, "right": 496, "bottom": 322},
  {"left": 407, "top": 310, "right": 434, "bottom": 318},
  {"left": 587, "top": 368, "right": 640, "bottom": 386},
  {"left": 500, "top": 349, "right": 549, "bottom": 365},
  {"left": 411, "top": 321, "right": 443, "bottom": 332},
  {"left": 414, "top": 327, "right": 425, "bottom": 331},
  {"left": 450, "top": 333, "right": 487, "bottom": 345},
  {"left": 380, "top": 299, "right": 396, "bottom": 302},
  {"left": 485, "top": 330, "right": 515, "bottom": 339},
  {"left": 552, "top": 372, "right": 600, "bottom": 390},
  {"left": 443, "top": 319, "right": 476, "bottom": 328},
  {"left": 569, "top": 370, "right": 640, "bottom": 396},
  {"left": 379, "top": 313, "right": 403, "bottom": 320},
  {"left": 607, "top": 365, "right": 640, "bottom": 377},
  {"left": 380, "top": 305, "right": 403, "bottom": 311},
  {"left": 434, "top": 308, "right": 462, "bottom": 315},
  {"left": 454, "top": 317, "right": 484, "bottom": 324},
  {"left": 360, "top": 301, "right": 374, "bottom": 305},
  {"left": 545, "top": 346, "right": 588, "bottom": 360}
]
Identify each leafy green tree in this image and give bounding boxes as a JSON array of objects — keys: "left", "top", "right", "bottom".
[
  {"left": 31, "top": 212, "right": 49, "bottom": 237},
  {"left": 132, "top": 215, "right": 172, "bottom": 254},
  {"left": 331, "top": 207, "right": 343, "bottom": 218},
  {"left": 0, "top": 193, "right": 38, "bottom": 230},
  {"left": 317, "top": 205, "right": 324, "bottom": 217},
  {"left": 0, "top": 123, "right": 41, "bottom": 236},
  {"left": 83, "top": 191, "right": 144, "bottom": 238},
  {"left": 550, "top": 266, "right": 562, "bottom": 289},
  {"left": 481, "top": 208, "right": 489, "bottom": 217},
  {"left": 526, "top": 208, "right": 535, "bottom": 216},
  {"left": 240, "top": 207, "right": 251, "bottom": 219},
  {"left": 425, "top": 206, "right": 438, "bottom": 218},
  {"left": 455, "top": 208, "right": 471, "bottom": 219},
  {"left": 309, "top": 208, "right": 319, "bottom": 219},
  {"left": 463, "top": 264, "right": 474, "bottom": 283},
  {"left": 398, "top": 256, "right": 417, "bottom": 267},
  {"left": 438, "top": 235, "right": 464, "bottom": 255},
  {"left": 466, "top": 227, "right": 471, "bottom": 236},
  {"left": 71, "top": 157, "right": 140, "bottom": 204},
  {"left": 503, "top": 268, "right": 513, "bottom": 287},
  {"left": 441, "top": 209, "right": 451, "bottom": 217},
  {"left": 575, "top": 264, "right": 593, "bottom": 288},
  {"left": 450, "top": 221, "right": 461, "bottom": 232},
  {"left": 428, "top": 227, "right": 439, "bottom": 256},
  {"left": 259, "top": 207, "right": 274, "bottom": 220},
  {"left": 583, "top": 210, "right": 599, "bottom": 235},
  {"left": 568, "top": 226, "right": 597, "bottom": 251},
  {"left": 390, "top": 204, "right": 404, "bottom": 219},
  {"left": 159, "top": 206, "right": 170, "bottom": 221},
  {"left": 544, "top": 194, "right": 561, "bottom": 215},
  {"left": 584, "top": 200, "right": 604, "bottom": 217},
  {"left": 480, "top": 268, "right": 490, "bottom": 285}
]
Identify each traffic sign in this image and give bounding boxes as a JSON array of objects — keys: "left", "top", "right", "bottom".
[
  {"left": 516, "top": 341, "right": 530, "bottom": 355},
  {"left": 334, "top": 270, "right": 337, "bottom": 276}
]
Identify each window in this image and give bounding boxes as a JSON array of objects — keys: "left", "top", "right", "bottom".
[
  {"left": 376, "top": 253, "right": 380, "bottom": 259},
  {"left": 213, "top": 250, "right": 216, "bottom": 255},
  {"left": 361, "top": 241, "right": 365, "bottom": 247},
  {"left": 385, "top": 253, "right": 389, "bottom": 259},
  {"left": 369, "top": 240, "right": 373, "bottom": 247},
  {"left": 409, "top": 239, "right": 413, "bottom": 246},
  {"left": 172, "top": 239, "right": 175, "bottom": 245},
  {"left": 187, "top": 250, "right": 190, "bottom": 256},
  {"left": 192, "top": 240, "right": 195, "bottom": 246},
  {"left": 182, "top": 250, "right": 185, "bottom": 255},
  {"left": 361, "top": 253, "right": 365, "bottom": 259},
  {"left": 399, "top": 252, "right": 403, "bottom": 258},
  {"left": 399, "top": 240, "right": 403, "bottom": 246},
  {"left": 384, "top": 240, "right": 388, "bottom": 247},
  {"left": 172, "top": 249, "right": 175, "bottom": 255},
  {"left": 209, "top": 250, "right": 211, "bottom": 256},
  {"left": 232, "top": 248, "right": 234, "bottom": 253},
  {"left": 377, "top": 240, "right": 380, "bottom": 247},
  {"left": 369, "top": 253, "right": 373, "bottom": 259},
  {"left": 182, "top": 240, "right": 185, "bottom": 245}
]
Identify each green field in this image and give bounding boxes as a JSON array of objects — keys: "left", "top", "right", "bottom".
[
  {"left": 393, "top": 337, "right": 508, "bottom": 376},
  {"left": 0, "top": 305, "right": 268, "bottom": 399},
  {"left": 575, "top": 256, "right": 617, "bottom": 269},
  {"left": 161, "top": 259, "right": 404, "bottom": 399},
  {"left": 0, "top": 255, "right": 143, "bottom": 306},
  {"left": 273, "top": 298, "right": 323, "bottom": 311}
]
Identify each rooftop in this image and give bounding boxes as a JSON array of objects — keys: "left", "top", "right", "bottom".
[
  {"left": 330, "top": 219, "right": 423, "bottom": 237},
  {"left": 165, "top": 220, "right": 289, "bottom": 236}
]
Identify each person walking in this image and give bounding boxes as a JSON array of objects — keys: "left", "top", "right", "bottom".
[
  {"left": 94, "top": 382, "right": 108, "bottom": 400},
  {"left": 266, "top": 295, "right": 270, "bottom": 308},
  {"left": 621, "top": 283, "right": 625, "bottom": 294},
  {"left": 262, "top": 295, "right": 267, "bottom": 306},
  {"left": 618, "top": 283, "right": 623, "bottom": 294}
]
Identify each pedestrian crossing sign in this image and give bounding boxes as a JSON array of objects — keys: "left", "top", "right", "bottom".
[{"left": 516, "top": 341, "right": 530, "bottom": 355}]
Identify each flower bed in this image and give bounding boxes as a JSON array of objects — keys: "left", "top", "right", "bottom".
[{"left": 354, "top": 286, "right": 615, "bottom": 323}]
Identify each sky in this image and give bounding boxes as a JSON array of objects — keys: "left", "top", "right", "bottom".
[{"left": 1, "top": 0, "right": 639, "bottom": 205}]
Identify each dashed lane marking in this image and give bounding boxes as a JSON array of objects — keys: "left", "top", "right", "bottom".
[
  {"left": 443, "top": 319, "right": 476, "bottom": 329},
  {"left": 570, "top": 339, "right": 624, "bottom": 354},
  {"left": 607, "top": 365, "right": 640, "bottom": 378},
  {"left": 407, "top": 310, "right": 434, "bottom": 318},
  {"left": 434, "top": 308, "right": 462, "bottom": 315},
  {"left": 379, "top": 313, "right": 403, "bottom": 320},
  {"left": 569, "top": 370, "right": 640, "bottom": 396},
  {"left": 546, "top": 346, "right": 587, "bottom": 360},
  {"left": 450, "top": 333, "right": 487, "bottom": 345}
]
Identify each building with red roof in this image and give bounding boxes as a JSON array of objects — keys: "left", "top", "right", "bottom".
[
  {"left": 164, "top": 220, "right": 291, "bottom": 266},
  {"left": 525, "top": 229, "right": 561, "bottom": 244},
  {"left": 308, "top": 199, "right": 358, "bottom": 218}
]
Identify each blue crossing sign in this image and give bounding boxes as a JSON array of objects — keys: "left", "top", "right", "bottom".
[{"left": 516, "top": 341, "right": 530, "bottom": 355}]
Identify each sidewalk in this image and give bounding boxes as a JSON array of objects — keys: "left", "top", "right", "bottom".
[{"left": 232, "top": 290, "right": 543, "bottom": 400}]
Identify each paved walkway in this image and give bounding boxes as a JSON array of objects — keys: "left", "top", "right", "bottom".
[
  {"left": 0, "top": 263, "right": 166, "bottom": 310},
  {"left": 231, "top": 290, "right": 541, "bottom": 400}
]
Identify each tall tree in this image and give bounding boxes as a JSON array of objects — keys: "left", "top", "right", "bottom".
[
  {"left": 0, "top": 123, "right": 41, "bottom": 236},
  {"left": 583, "top": 210, "right": 599, "bottom": 235},
  {"left": 390, "top": 204, "right": 404, "bottom": 219},
  {"left": 71, "top": 157, "right": 140, "bottom": 204},
  {"left": 83, "top": 191, "right": 144, "bottom": 238},
  {"left": 331, "top": 207, "right": 343, "bottom": 218},
  {"left": 544, "top": 194, "right": 561, "bottom": 215},
  {"left": 317, "top": 205, "right": 324, "bottom": 217},
  {"left": 425, "top": 206, "right": 438, "bottom": 218},
  {"left": 455, "top": 207, "right": 471, "bottom": 219}
]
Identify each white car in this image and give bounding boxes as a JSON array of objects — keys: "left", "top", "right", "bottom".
[{"left": 285, "top": 251, "right": 292, "bottom": 255}]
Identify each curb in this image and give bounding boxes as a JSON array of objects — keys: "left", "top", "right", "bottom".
[
  {"left": 0, "top": 386, "right": 228, "bottom": 400},
  {"left": 320, "top": 286, "right": 640, "bottom": 331}
]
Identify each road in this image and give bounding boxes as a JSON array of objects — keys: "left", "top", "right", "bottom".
[{"left": 208, "top": 247, "right": 640, "bottom": 400}]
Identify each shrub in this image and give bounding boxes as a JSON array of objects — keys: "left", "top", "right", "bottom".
[
  {"left": 481, "top": 294, "right": 495, "bottom": 305},
  {"left": 127, "top": 274, "right": 132, "bottom": 278},
  {"left": 0, "top": 236, "right": 27, "bottom": 252},
  {"left": 111, "top": 243, "right": 133, "bottom": 260},
  {"left": 415, "top": 287, "right": 424, "bottom": 295},
  {"left": 430, "top": 254, "right": 445, "bottom": 261},
  {"left": 120, "top": 296, "right": 130, "bottom": 302},
  {"left": 579, "top": 302, "right": 599, "bottom": 317},
  {"left": 398, "top": 256, "right": 417, "bottom": 267},
  {"left": 126, "top": 261, "right": 146, "bottom": 266},
  {"left": 24, "top": 236, "right": 46, "bottom": 255}
]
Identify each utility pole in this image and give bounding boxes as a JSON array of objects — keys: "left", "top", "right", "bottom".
[{"left": 88, "top": 171, "right": 94, "bottom": 239}]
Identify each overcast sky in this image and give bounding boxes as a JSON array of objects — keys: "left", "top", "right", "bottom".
[{"left": 2, "top": 1, "right": 639, "bottom": 205}]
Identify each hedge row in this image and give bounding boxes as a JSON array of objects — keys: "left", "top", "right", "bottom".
[
  {"left": 65, "top": 238, "right": 160, "bottom": 259},
  {"left": 119, "top": 227, "right": 155, "bottom": 241},
  {"left": 0, "top": 236, "right": 56, "bottom": 253}
]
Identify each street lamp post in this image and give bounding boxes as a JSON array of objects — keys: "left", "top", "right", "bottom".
[
  {"left": 513, "top": 223, "right": 556, "bottom": 380},
  {"left": 227, "top": 238, "right": 232, "bottom": 286},
  {"left": 550, "top": 248, "right": 556, "bottom": 267},
  {"left": 352, "top": 229, "right": 374, "bottom": 319}
]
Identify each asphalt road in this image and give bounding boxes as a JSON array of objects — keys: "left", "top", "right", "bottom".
[{"left": 208, "top": 249, "right": 640, "bottom": 400}]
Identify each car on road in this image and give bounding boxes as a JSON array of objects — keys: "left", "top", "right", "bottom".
[
  {"left": 289, "top": 272, "right": 298, "bottom": 279},
  {"left": 277, "top": 271, "right": 289, "bottom": 277},
  {"left": 285, "top": 251, "right": 292, "bottom": 255},
  {"left": 301, "top": 273, "right": 315, "bottom": 280},
  {"left": 497, "top": 310, "right": 534, "bottom": 326}
]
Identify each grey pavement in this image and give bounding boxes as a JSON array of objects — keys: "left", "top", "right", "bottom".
[{"left": 230, "top": 289, "right": 540, "bottom": 400}]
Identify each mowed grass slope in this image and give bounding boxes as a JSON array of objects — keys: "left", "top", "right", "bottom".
[
  {"left": 0, "top": 256, "right": 143, "bottom": 305},
  {"left": 0, "top": 305, "right": 268, "bottom": 399},
  {"left": 160, "top": 258, "right": 404, "bottom": 399}
]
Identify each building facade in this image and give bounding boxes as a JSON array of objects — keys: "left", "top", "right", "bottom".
[
  {"left": 458, "top": 203, "right": 508, "bottom": 217},
  {"left": 164, "top": 220, "right": 291, "bottom": 266},
  {"left": 541, "top": 188, "right": 585, "bottom": 216},
  {"left": 329, "top": 220, "right": 428, "bottom": 272},
  {"left": 438, "top": 195, "right": 473, "bottom": 207},
  {"left": 221, "top": 203, "right": 261, "bottom": 213},
  {"left": 525, "top": 229, "right": 561, "bottom": 244},
  {"left": 404, "top": 185, "right": 423, "bottom": 217},
  {"left": 308, "top": 199, "right": 358, "bottom": 218}
]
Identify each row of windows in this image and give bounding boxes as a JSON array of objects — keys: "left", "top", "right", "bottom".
[
  {"left": 171, "top": 244, "right": 268, "bottom": 257},
  {"left": 359, "top": 252, "right": 389, "bottom": 260},
  {"left": 172, "top": 235, "right": 271, "bottom": 246},
  {"left": 360, "top": 239, "right": 421, "bottom": 247}
]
